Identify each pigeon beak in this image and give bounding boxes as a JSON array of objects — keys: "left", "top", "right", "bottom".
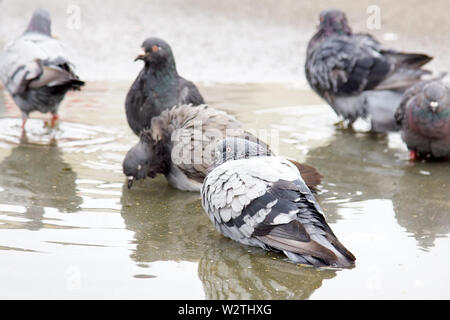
[
  {"left": 429, "top": 101, "right": 439, "bottom": 113},
  {"left": 127, "top": 176, "right": 134, "bottom": 189},
  {"left": 134, "top": 48, "right": 147, "bottom": 61}
]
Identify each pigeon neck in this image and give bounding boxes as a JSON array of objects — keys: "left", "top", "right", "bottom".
[
  {"left": 310, "top": 24, "right": 351, "bottom": 45},
  {"left": 145, "top": 60, "right": 178, "bottom": 82}
]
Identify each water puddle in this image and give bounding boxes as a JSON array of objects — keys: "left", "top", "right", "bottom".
[{"left": 0, "top": 80, "right": 448, "bottom": 299}]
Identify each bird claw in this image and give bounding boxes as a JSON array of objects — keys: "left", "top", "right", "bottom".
[
  {"left": 333, "top": 120, "right": 349, "bottom": 130},
  {"left": 333, "top": 120, "right": 345, "bottom": 127},
  {"left": 43, "top": 115, "right": 59, "bottom": 129}
]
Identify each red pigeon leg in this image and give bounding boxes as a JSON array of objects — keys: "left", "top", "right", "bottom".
[
  {"left": 21, "top": 112, "right": 28, "bottom": 130},
  {"left": 50, "top": 113, "right": 59, "bottom": 128},
  {"left": 409, "top": 150, "right": 417, "bottom": 161}
]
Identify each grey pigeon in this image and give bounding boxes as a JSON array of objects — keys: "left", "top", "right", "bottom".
[
  {"left": 201, "top": 137, "right": 356, "bottom": 268},
  {"left": 125, "top": 37, "right": 205, "bottom": 136},
  {"left": 305, "top": 9, "right": 434, "bottom": 132},
  {"left": 395, "top": 80, "right": 450, "bottom": 159},
  {"left": 122, "top": 104, "right": 322, "bottom": 192},
  {"left": 0, "top": 8, "right": 84, "bottom": 129}
]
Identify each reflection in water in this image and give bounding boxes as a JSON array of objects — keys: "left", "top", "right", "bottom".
[
  {"left": 392, "top": 164, "right": 450, "bottom": 249},
  {"left": 198, "top": 238, "right": 336, "bottom": 300},
  {"left": 120, "top": 177, "right": 337, "bottom": 299},
  {"left": 305, "top": 130, "right": 402, "bottom": 224},
  {"left": 306, "top": 130, "right": 450, "bottom": 249},
  {"left": 0, "top": 77, "right": 447, "bottom": 298},
  {"left": 120, "top": 179, "right": 214, "bottom": 263},
  {"left": 0, "top": 143, "right": 82, "bottom": 230}
]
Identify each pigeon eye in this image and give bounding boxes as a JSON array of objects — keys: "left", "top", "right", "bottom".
[
  {"left": 226, "top": 146, "right": 232, "bottom": 153},
  {"left": 152, "top": 45, "right": 160, "bottom": 52}
]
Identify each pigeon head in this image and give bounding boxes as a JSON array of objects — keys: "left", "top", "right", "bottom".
[
  {"left": 25, "top": 8, "right": 51, "bottom": 36},
  {"left": 318, "top": 9, "right": 352, "bottom": 35},
  {"left": 135, "top": 37, "right": 176, "bottom": 68},
  {"left": 423, "top": 81, "right": 448, "bottom": 113},
  {"left": 214, "top": 137, "right": 271, "bottom": 166},
  {"left": 122, "top": 131, "right": 171, "bottom": 188}
]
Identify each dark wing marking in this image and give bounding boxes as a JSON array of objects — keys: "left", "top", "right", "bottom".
[{"left": 252, "top": 179, "right": 355, "bottom": 267}]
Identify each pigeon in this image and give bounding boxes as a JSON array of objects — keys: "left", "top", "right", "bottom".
[
  {"left": 122, "top": 104, "right": 323, "bottom": 192},
  {"left": 395, "top": 80, "right": 450, "bottom": 159},
  {"left": 201, "top": 137, "right": 356, "bottom": 268},
  {"left": 0, "top": 8, "right": 84, "bottom": 129},
  {"left": 125, "top": 37, "right": 205, "bottom": 136},
  {"left": 305, "top": 9, "right": 435, "bottom": 132}
]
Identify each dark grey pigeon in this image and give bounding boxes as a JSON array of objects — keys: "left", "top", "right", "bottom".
[
  {"left": 395, "top": 80, "right": 450, "bottom": 160},
  {"left": 0, "top": 8, "right": 84, "bottom": 129},
  {"left": 201, "top": 137, "right": 355, "bottom": 268},
  {"left": 125, "top": 37, "right": 205, "bottom": 136},
  {"left": 123, "top": 104, "right": 322, "bottom": 192},
  {"left": 305, "top": 9, "right": 435, "bottom": 132}
]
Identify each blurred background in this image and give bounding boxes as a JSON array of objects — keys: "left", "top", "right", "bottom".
[{"left": 1, "top": 0, "right": 449, "bottom": 84}]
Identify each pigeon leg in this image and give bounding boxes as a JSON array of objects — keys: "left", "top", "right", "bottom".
[
  {"left": 409, "top": 150, "right": 417, "bottom": 161},
  {"left": 21, "top": 112, "right": 28, "bottom": 130},
  {"left": 50, "top": 113, "right": 59, "bottom": 128}
]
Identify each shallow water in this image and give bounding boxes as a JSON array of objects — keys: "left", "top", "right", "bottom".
[
  {"left": 1, "top": 0, "right": 450, "bottom": 300},
  {"left": 0, "top": 82, "right": 449, "bottom": 299}
]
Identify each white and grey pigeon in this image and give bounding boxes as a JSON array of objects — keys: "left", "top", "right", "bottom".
[
  {"left": 122, "top": 104, "right": 323, "bottom": 192},
  {"left": 0, "top": 8, "right": 84, "bottom": 129},
  {"left": 201, "top": 137, "right": 356, "bottom": 268},
  {"left": 305, "top": 9, "right": 435, "bottom": 132},
  {"left": 395, "top": 80, "right": 450, "bottom": 160}
]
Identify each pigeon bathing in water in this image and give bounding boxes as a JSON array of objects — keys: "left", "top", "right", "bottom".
[
  {"left": 201, "top": 137, "right": 355, "bottom": 268},
  {"left": 0, "top": 8, "right": 84, "bottom": 129},
  {"left": 122, "top": 104, "right": 323, "bottom": 192},
  {"left": 305, "top": 9, "right": 435, "bottom": 132},
  {"left": 395, "top": 80, "right": 450, "bottom": 160},
  {"left": 125, "top": 37, "right": 205, "bottom": 136}
]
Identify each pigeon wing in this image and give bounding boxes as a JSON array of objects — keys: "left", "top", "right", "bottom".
[
  {"left": 178, "top": 78, "right": 205, "bottom": 106},
  {"left": 169, "top": 105, "right": 245, "bottom": 180},
  {"left": 306, "top": 34, "right": 392, "bottom": 98},
  {"left": 0, "top": 33, "right": 79, "bottom": 95}
]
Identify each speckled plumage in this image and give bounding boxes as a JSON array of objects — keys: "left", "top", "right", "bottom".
[
  {"left": 305, "top": 9, "right": 433, "bottom": 132},
  {"left": 395, "top": 80, "right": 450, "bottom": 159},
  {"left": 122, "top": 104, "right": 323, "bottom": 192},
  {"left": 201, "top": 138, "right": 355, "bottom": 268},
  {"left": 123, "top": 104, "right": 253, "bottom": 191}
]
